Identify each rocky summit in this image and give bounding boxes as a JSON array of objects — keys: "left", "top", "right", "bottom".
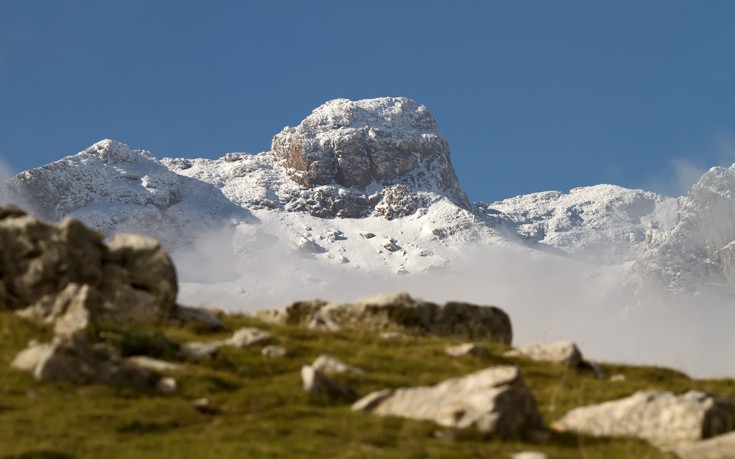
[{"left": 271, "top": 97, "right": 471, "bottom": 210}]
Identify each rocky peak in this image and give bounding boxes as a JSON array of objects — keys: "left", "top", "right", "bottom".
[
  {"left": 83, "top": 139, "right": 155, "bottom": 164},
  {"left": 271, "top": 97, "right": 471, "bottom": 210}
]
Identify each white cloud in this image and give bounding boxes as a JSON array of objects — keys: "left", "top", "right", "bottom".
[{"left": 172, "top": 225, "right": 735, "bottom": 379}]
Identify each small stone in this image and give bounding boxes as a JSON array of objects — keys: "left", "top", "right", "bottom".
[
  {"left": 360, "top": 232, "right": 376, "bottom": 239},
  {"left": 127, "top": 356, "right": 182, "bottom": 373},
  {"left": 179, "top": 341, "right": 223, "bottom": 362},
  {"left": 312, "top": 354, "right": 365, "bottom": 375},
  {"left": 225, "top": 327, "right": 272, "bottom": 348},
  {"left": 512, "top": 452, "right": 547, "bottom": 459},
  {"left": 156, "top": 377, "right": 178, "bottom": 394},
  {"left": 379, "top": 332, "right": 409, "bottom": 340},
  {"left": 609, "top": 374, "right": 626, "bottom": 382},
  {"left": 301, "top": 365, "right": 355, "bottom": 400},
  {"left": 261, "top": 345, "right": 287, "bottom": 358},
  {"left": 192, "top": 398, "right": 222, "bottom": 415}
]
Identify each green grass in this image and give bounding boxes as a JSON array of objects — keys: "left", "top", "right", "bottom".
[{"left": 1, "top": 310, "right": 733, "bottom": 458}]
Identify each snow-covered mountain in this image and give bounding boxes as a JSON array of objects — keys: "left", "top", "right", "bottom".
[{"left": 2, "top": 97, "right": 734, "bottom": 309}]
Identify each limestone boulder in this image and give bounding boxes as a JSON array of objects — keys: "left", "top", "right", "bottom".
[
  {"left": 11, "top": 335, "right": 153, "bottom": 388},
  {"left": 301, "top": 365, "right": 355, "bottom": 400},
  {"left": 258, "top": 293, "right": 512, "bottom": 344},
  {"left": 224, "top": 327, "right": 272, "bottom": 348},
  {"left": 667, "top": 430, "right": 735, "bottom": 458},
  {"left": 312, "top": 354, "right": 365, "bottom": 375},
  {"left": 0, "top": 206, "right": 178, "bottom": 330},
  {"left": 352, "top": 366, "right": 543, "bottom": 438},
  {"left": 553, "top": 390, "right": 735, "bottom": 446},
  {"left": 511, "top": 341, "right": 584, "bottom": 368}
]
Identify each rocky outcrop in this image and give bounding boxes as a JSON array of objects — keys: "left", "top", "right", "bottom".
[
  {"left": 1, "top": 206, "right": 178, "bottom": 332},
  {"left": 635, "top": 164, "right": 735, "bottom": 299},
  {"left": 11, "top": 335, "right": 154, "bottom": 388},
  {"left": 553, "top": 390, "right": 735, "bottom": 446},
  {"left": 352, "top": 366, "right": 543, "bottom": 438},
  {"left": 257, "top": 292, "right": 512, "bottom": 344},
  {"left": 271, "top": 97, "right": 471, "bottom": 214}
]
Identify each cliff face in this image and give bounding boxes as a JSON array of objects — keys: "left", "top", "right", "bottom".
[{"left": 271, "top": 97, "right": 471, "bottom": 211}]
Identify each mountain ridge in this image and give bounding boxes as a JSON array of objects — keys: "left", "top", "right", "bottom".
[{"left": 2, "top": 97, "right": 734, "bottom": 308}]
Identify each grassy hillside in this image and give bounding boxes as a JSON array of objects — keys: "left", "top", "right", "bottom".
[{"left": 2, "top": 310, "right": 734, "bottom": 458}]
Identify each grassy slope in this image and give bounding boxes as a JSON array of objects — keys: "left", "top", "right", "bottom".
[{"left": 1, "top": 310, "right": 734, "bottom": 459}]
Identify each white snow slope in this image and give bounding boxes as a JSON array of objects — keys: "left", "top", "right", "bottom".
[{"left": 3, "top": 97, "right": 735, "bottom": 377}]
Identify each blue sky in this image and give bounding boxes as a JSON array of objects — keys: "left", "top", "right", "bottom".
[{"left": 1, "top": 1, "right": 734, "bottom": 202}]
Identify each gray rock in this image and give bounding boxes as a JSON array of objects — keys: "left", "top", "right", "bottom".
[
  {"left": 179, "top": 341, "right": 224, "bottom": 362},
  {"left": 1, "top": 208, "right": 177, "bottom": 330},
  {"left": 301, "top": 365, "right": 355, "bottom": 400},
  {"left": 312, "top": 354, "right": 365, "bottom": 375},
  {"left": 553, "top": 390, "right": 735, "bottom": 446},
  {"left": 513, "top": 341, "right": 583, "bottom": 368},
  {"left": 127, "top": 356, "right": 183, "bottom": 373},
  {"left": 445, "top": 343, "right": 490, "bottom": 357},
  {"left": 352, "top": 366, "right": 543, "bottom": 438},
  {"left": 666, "top": 430, "right": 735, "bottom": 459},
  {"left": 156, "top": 377, "right": 178, "bottom": 394},
  {"left": 271, "top": 97, "right": 471, "bottom": 214},
  {"left": 511, "top": 453, "right": 547, "bottom": 459},
  {"left": 224, "top": 327, "right": 272, "bottom": 348},
  {"left": 259, "top": 292, "right": 512, "bottom": 344},
  {"left": 261, "top": 345, "right": 287, "bottom": 358},
  {"left": 11, "top": 334, "right": 152, "bottom": 388}
]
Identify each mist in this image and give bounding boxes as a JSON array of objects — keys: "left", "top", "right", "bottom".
[{"left": 172, "top": 223, "right": 735, "bottom": 380}]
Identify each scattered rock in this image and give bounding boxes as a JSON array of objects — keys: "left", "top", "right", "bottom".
[
  {"left": 360, "top": 232, "right": 376, "bottom": 239},
  {"left": 382, "top": 239, "right": 401, "bottom": 252},
  {"left": 445, "top": 343, "right": 490, "bottom": 357},
  {"left": 553, "top": 390, "right": 735, "bottom": 446},
  {"left": 261, "top": 345, "right": 287, "bottom": 358},
  {"left": 11, "top": 335, "right": 153, "bottom": 388},
  {"left": 352, "top": 366, "right": 543, "bottom": 438},
  {"left": 1, "top": 208, "right": 177, "bottom": 331},
  {"left": 192, "top": 398, "right": 222, "bottom": 415},
  {"left": 156, "top": 377, "right": 178, "bottom": 394},
  {"left": 179, "top": 341, "right": 223, "bottom": 363},
  {"left": 259, "top": 293, "right": 512, "bottom": 344},
  {"left": 511, "top": 341, "right": 583, "bottom": 368},
  {"left": 379, "top": 331, "right": 409, "bottom": 341},
  {"left": 511, "top": 452, "right": 547, "bottom": 459},
  {"left": 313, "top": 354, "right": 365, "bottom": 375},
  {"left": 127, "top": 356, "right": 183, "bottom": 373},
  {"left": 301, "top": 365, "right": 355, "bottom": 400},
  {"left": 610, "top": 374, "right": 626, "bottom": 382},
  {"left": 666, "top": 430, "right": 735, "bottom": 458},
  {"left": 225, "top": 327, "right": 272, "bottom": 348}
]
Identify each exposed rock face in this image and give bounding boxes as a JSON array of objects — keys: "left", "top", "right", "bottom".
[
  {"left": 352, "top": 366, "right": 543, "bottom": 437},
  {"left": 257, "top": 293, "right": 512, "bottom": 344},
  {"left": 11, "top": 335, "right": 153, "bottom": 388},
  {"left": 271, "top": 97, "right": 471, "bottom": 211},
  {"left": 635, "top": 164, "right": 735, "bottom": 299},
  {"left": 1, "top": 206, "right": 178, "bottom": 332},
  {"left": 553, "top": 390, "right": 735, "bottom": 446}
]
